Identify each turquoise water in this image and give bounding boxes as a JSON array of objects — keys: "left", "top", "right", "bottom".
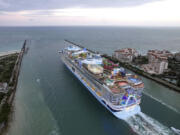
[{"left": 0, "top": 27, "right": 179, "bottom": 135}]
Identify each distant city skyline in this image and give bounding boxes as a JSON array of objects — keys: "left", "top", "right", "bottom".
[{"left": 0, "top": 0, "right": 180, "bottom": 26}]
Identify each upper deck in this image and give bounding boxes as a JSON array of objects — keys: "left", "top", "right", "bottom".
[{"left": 63, "top": 45, "right": 144, "bottom": 96}]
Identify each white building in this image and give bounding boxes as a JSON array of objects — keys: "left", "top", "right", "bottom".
[
  {"left": 113, "top": 48, "right": 138, "bottom": 63},
  {"left": 142, "top": 50, "right": 173, "bottom": 74}
]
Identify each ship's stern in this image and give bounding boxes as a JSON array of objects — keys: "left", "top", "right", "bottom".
[{"left": 113, "top": 105, "right": 141, "bottom": 120}]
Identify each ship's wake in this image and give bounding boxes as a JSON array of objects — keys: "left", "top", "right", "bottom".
[
  {"left": 126, "top": 112, "right": 175, "bottom": 135},
  {"left": 143, "top": 91, "right": 180, "bottom": 114}
]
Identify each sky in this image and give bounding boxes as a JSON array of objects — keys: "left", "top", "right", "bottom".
[{"left": 0, "top": 0, "right": 180, "bottom": 26}]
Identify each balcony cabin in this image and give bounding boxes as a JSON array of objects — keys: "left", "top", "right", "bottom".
[{"left": 64, "top": 45, "right": 144, "bottom": 108}]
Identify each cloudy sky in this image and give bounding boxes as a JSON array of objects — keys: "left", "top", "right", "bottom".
[{"left": 0, "top": 0, "right": 180, "bottom": 26}]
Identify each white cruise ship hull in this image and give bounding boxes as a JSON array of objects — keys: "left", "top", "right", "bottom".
[{"left": 60, "top": 53, "right": 141, "bottom": 120}]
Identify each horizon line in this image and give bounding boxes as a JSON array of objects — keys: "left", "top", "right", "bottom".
[{"left": 0, "top": 25, "right": 180, "bottom": 28}]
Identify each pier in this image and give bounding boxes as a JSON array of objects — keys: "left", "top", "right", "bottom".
[{"left": 8, "top": 40, "right": 27, "bottom": 104}]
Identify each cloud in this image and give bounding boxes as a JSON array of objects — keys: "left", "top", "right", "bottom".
[
  {"left": 0, "top": 0, "right": 161, "bottom": 11},
  {"left": 21, "top": 10, "right": 55, "bottom": 17},
  {"left": 0, "top": 0, "right": 10, "bottom": 8},
  {"left": 0, "top": 0, "right": 179, "bottom": 26},
  {"left": 28, "top": 18, "right": 34, "bottom": 21}
]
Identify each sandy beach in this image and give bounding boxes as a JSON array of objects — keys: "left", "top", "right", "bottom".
[{"left": 0, "top": 50, "right": 20, "bottom": 57}]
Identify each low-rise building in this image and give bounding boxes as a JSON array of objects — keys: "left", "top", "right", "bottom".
[
  {"left": 142, "top": 50, "right": 173, "bottom": 74},
  {"left": 148, "top": 50, "right": 173, "bottom": 63},
  {"left": 113, "top": 48, "right": 138, "bottom": 63}
]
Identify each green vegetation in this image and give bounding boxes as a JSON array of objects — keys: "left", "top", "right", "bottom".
[
  {"left": 0, "top": 53, "right": 19, "bottom": 128},
  {"left": 0, "top": 43, "right": 25, "bottom": 133},
  {"left": 177, "top": 75, "right": 180, "bottom": 87},
  {"left": 156, "top": 57, "right": 180, "bottom": 86},
  {"left": 0, "top": 93, "right": 5, "bottom": 102},
  {"left": 0, "top": 102, "right": 11, "bottom": 124},
  {"left": 132, "top": 55, "right": 149, "bottom": 65},
  {"left": 0, "top": 54, "right": 18, "bottom": 83},
  {"left": 168, "top": 57, "right": 180, "bottom": 75}
]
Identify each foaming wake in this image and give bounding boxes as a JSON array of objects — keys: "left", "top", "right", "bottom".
[
  {"left": 48, "top": 122, "right": 61, "bottom": 135},
  {"left": 126, "top": 112, "right": 175, "bottom": 135},
  {"left": 49, "top": 128, "right": 60, "bottom": 135}
]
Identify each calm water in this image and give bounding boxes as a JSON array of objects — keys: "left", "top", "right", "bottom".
[{"left": 0, "top": 27, "right": 180, "bottom": 135}]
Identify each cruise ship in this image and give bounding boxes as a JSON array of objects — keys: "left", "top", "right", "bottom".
[{"left": 59, "top": 45, "right": 144, "bottom": 120}]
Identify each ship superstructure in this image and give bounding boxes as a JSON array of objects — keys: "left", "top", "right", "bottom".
[{"left": 59, "top": 45, "right": 144, "bottom": 119}]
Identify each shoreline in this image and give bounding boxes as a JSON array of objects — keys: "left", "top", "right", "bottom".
[
  {"left": 0, "top": 41, "right": 27, "bottom": 135},
  {"left": 64, "top": 39, "right": 180, "bottom": 93},
  {"left": 0, "top": 50, "right": 20, "bottom": 57}
]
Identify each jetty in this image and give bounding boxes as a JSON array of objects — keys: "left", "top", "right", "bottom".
[
  {"left": 64, "top": 39, "right": 96, "bottom": 53},
  {"left": 0, "top": 40, "right": 28, "bottom": 134}
]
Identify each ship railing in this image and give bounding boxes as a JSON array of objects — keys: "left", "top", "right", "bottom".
[{"left": 109, "top": 99, "right": 141, "bottom": 110}]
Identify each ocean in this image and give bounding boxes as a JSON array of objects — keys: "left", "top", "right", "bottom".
[{"left": 0, "top": 26, "right": 180, "bottom": 135}]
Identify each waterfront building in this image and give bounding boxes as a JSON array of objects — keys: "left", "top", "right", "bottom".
[
  {"left": 142, "top": 50, "right": 173, "bottom": 74},
  {"left": 113, "top": 48, "right": 139, "bottom": 63}
]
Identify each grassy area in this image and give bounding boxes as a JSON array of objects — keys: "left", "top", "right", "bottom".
[
  {"left": 0, "top": 43, "right": 25, "bottom": 134},
  {"left": 0, "top": 102, "right": 11, "bottom": 124},
  {"left": 0, "top": 53, "right": 19, "bottom": 130},
  {"left": 0, "top": 54, "right": 18, "bottom": 83}
]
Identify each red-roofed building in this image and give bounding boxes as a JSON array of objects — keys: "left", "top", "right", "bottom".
[
  {"left": 113, "top": 48, "right": 139, "bottom": 63},
  {"left": 142, "top": 50, "right": 173, "bottom": 74}
]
